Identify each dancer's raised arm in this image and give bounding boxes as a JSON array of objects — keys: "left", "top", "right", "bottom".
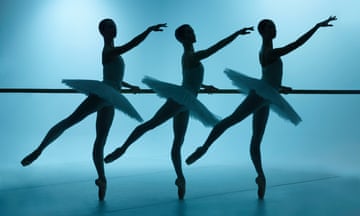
[
  {"left": 271, "top": 16, "right": 336, "bottom": 58},
  {"left": 194, "top": 27, "right": 253, "bottom": 61},
  {"left": 105, "top": 23, "right": 167, "bottom": 56}
]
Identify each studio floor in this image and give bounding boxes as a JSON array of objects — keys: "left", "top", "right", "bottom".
[{"left": 0, "top": 160, "right": 359, "bottom": 216}]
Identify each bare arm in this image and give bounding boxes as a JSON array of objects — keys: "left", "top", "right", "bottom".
[
  {"left": 272, "top": 16, "right": 336, "bottom": 58},
  {"left": 201, "top": 84, "right": 218, "bottom": 93},
  {"left": 122, "top": 81, "right": 141, "bottom": 93},
  {"left": 194, "top": 27, "right": 253, "bottom": 61},
  {"left": 107, "top": 23, "right": 167, "bottom": 56}
]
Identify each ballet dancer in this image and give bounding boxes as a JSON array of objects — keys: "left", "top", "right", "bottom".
[
  {"left": 104, "top": 24, "right": 254, "bottom": 200},
  {"left": 21, "top": 18, "right": 167, "bottom": 201},
  {"left": 186, "top": 16, "right": 337, "bottom": 199}
]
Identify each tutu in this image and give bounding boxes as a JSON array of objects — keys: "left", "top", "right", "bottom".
[
  {"left": 224, "top": 69, "right": 302, "bottom": 125},
  {"left": 62, "top": 79, "right": 143, "bottom": 122},
  {"left": 142, "top": 76, "right": 220, "bottom": 127}
]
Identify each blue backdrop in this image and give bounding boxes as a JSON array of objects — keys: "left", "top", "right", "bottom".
[{"left": 0, "top": 0, "right": 359, "bottom": 176}]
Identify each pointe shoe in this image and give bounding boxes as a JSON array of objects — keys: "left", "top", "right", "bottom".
[
  {"left": 21, "top": 149, "right": 42, "bottom": 166},
  {"left": 104, "top": 147, "right": 126, "bottom": 163},
  {"left": 175, "top": 178, "right": 186, "bottom": 200},
  {"left": 185, "top": 146, "right": 207, "bottom": 165},
  {"left": 95, "top": 179, "right": 107, "bottom": 201},
  {"left": 255, "top": 176, "right": 266, "bottom": 200}
]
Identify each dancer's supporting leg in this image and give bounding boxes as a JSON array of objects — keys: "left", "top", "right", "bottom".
[
  {"left": 93, "top": 105, "right": 114, "bottom": 201},
  {"left": 172, "top": 111, "right": 189, "bottom": 200},
  {"left": 250, "top": 105, "right": 269, "bottom": 200}
]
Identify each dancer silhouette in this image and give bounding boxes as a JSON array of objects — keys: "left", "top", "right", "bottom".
[
  {"left": 104, "top": 24, "right": 253, "bottom": 200},
  {"left": 186, "top": 16, "right": 337, "bottom": 200},
  {"left": 21, "top": 18, "right": 166, "bottom": 201}
]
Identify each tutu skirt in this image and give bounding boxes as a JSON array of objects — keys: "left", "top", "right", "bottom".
[
  {"left": 62, "top": 79, "right": 143, "bottom": 122},
  {"left": 224, "top": 69, "right": 301, "bottom": 125},
  {"left": 142, "top": 76, "right": 220, "bottom": 127}
]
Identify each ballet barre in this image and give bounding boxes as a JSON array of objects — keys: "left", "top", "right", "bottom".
[{"left": 0, "top": 88, "right": 360, "bottom": 94}]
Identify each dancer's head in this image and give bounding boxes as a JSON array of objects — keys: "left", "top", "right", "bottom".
[
  {"left": 99, "top": 18, "right": 117, "bottom": 39},
  {"left": 175, "top": 24, "right": 196, "bottom": 44},
  {"left": 258, "top": 19, "right": 276, "bottom": 39}
]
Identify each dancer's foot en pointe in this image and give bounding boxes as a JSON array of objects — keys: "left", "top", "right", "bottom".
[
  {"left": 21, "top": 149, "right": 42, "bottom": 166},
  {"left": 185, "top": 146, "right": 207, "bottom": 165},
  {"left": 104, "top": 146, "right": 126, "bottom": 163},
  {"left": 175, "top": 178, "right": 186, "bottom": 200},
  {"left": 255, "top": 175, "right": 266, "bottom": 200},
  {"left": 95, "top": 178, "right": 107, "bottom": 201}
]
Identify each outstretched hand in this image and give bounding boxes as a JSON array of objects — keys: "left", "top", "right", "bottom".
[
  {"left": 202, "top": 84, "right": 219, "bottom": 93},
  {"left": 130, "top": 85, "right": 141, "bottom": 94},
  {"left": 238, "top": 26, "right": 254, "bottom": 35},
  {"left": 122, "top": 81, "right": 141, "bottom": 93},
  {"left": 317, "top": 16, "right": 337, "bottom": 27},
  {"left": 149, "top": 23, "right": 167, "bottom": 32},
  {"left": 279, "top": 85, "right": 293, "bottom": 94}
]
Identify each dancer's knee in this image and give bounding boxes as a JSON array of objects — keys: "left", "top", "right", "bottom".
[
  {"left": 138, "top": 120, "right": 158, "bottom": 132},
  {"left": 171, "top": 143, "right": 182, "bottom": 158},
  {"left": 250, "top": 131, "right": 264, "bottom": 146},
  {"left": 94, "top": 138, "right": 106, "bottom": 150},
  {"left": 250, "top": 142, "right": 260, "bottom": 155},
  {"left": 59, "top": 116, "right": 79, "bottom": 129},
  {"left": 173, "top": 135, "right": 185, "bottom": 146},
  {"left": 213, "top": 120, "right": 232, "bottom": 135}
]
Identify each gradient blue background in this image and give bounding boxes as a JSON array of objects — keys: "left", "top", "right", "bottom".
[{"left": 0, "top": 0, "right": 359, "bottom": 176}]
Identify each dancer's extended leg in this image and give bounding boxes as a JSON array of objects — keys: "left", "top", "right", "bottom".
[
  {"left": 104, "top": 100, "right": 183, "bottom": 163},
  {"left": 21, "top": 96, "right": 104, "bottom": 166},
  {"left": 186, "top": 93, "right": 264, "bottom": 165},
  {"left": 93, "top": 106, "right": 114, "bottom": 201},
  {"left": 171, "top": 111, "right": 189, "bottom": 200},
  {"left": 250, "top": 105, "right": 269, "bottom": 200}
]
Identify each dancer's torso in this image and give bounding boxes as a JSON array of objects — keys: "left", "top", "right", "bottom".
[
  {"left": 261, "top": 58, "right": 283, "bottom": 88},
  {"left": 103, "top": 56, "right": 124, "bottom": 89},
  {"left": 182, "top": 63, "right": 204, "bottom": 95}
]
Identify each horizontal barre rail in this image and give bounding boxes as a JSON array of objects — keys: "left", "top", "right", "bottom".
[
  {"left": 284, "top": 90, "right": 360, "bottom": 94},
  {"left": 0, "top": 88, "right": 360, "bottom": 94}
]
